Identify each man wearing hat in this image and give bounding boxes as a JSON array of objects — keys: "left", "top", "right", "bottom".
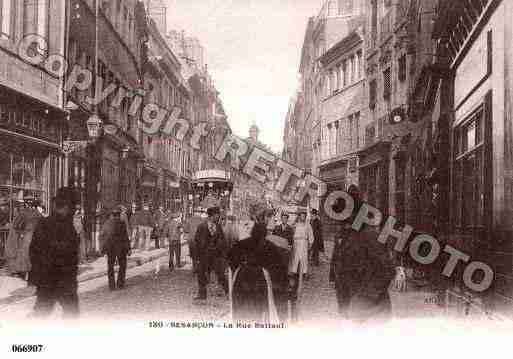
[
  {"left": 163, "top": 212, "right": 182, "bottom": 270},
  {"left": 193, "top": 206, "right": 228, "bottom": 300},
  {"left": 99, "top": 206, "right": 131, "bottom": 290},
  {"left": 29, "top": 187, "right": 80, "bottom": 318},
  {"left": 272, "top": 212, "right": 294, "bottom": 246},
  {"left": 309, "top": 208, "right": 324, "bottom": 267}
]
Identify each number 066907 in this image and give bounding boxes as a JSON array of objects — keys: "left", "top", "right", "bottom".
[{"left": 11, "top": 344, "right": 44, "bottom": 353}]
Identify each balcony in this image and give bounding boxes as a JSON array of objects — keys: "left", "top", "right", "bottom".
[{"left": 380, "top": 11, "right": 393, "bottom": 44}]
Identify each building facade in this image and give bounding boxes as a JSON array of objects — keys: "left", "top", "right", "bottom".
[
  {"left": 64, "top": 0, "right": 147, "bottom": 253},
  {"left": 428, "top": 0, "right": 513, "bottom": 314},
  {"left": 0, "top": 0, "right": 67, "bottom": 263}
]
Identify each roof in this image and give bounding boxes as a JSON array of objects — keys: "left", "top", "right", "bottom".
[{"left": 319, "top": 30, "right": 362, "bottom": 66}]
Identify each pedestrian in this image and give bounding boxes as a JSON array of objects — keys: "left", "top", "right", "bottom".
[
  {"left": 309, "top": 209, "right": 324, "bottom": 266},
  {"left": 28, "top": 187, "right": 80, "bottom": 318},
  {"left": 73, "top": 205, "right": 87, "bottom": 264},
  {"left": 289, "top": 210, "right": 314, "bottom": 281},
  {"left": 5, "top": 198, "right": 42, "bottom": 280},
  {"left": 272, "top": 213, "right": 294, "bottom": 246},
  {"left": 193, "top": 206, "right": 228, "bottom": 300},
  {"left": 330, "top": 224, "right": 352, "bottom": 317},
  {"left": 164, "top": 213, "right": 181, "bottom": 271},
  {"left": 100, "top": 206, "right": 131, "bottom": 290},
  {"left": 129, "top": 203, "right": 154, "bottom": 251},
  {"left": 154, "top": 205, "right": 167, "bottom": 249},
  {"left": 228, "top": 208, "right": 289, "bottom": 323},
  {"left": 335, "top": 185, "right": 396, "bottom": 324}
]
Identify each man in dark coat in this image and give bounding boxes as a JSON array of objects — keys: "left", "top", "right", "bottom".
[
  {"left": 334, "top": 185, "right": 396, "bottom": 323},
  {"left": 28, "top": 187, "right": 80, "bottom": 318},
  {"left": 228, "top": 210, "right": 289, "bottom": 323},
  {"left": 272, "top": 213, "right": 294, "bottom": 246},
  {"left": 193, "top": 206, "right": 228, "bottom": 300},
  {"left": 100, "top": 206, "right": 131, "bottom": 290},
  {"left": 310, "top": 209, "right": 324, "bottom": 266}
]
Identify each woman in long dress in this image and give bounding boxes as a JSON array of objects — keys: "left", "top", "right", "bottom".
[
  {"left": 5, "top": 201, "right": 42, "bottom": 279},
  {"left": 289, "top": 211, "right": 314, "bottom": 279}
]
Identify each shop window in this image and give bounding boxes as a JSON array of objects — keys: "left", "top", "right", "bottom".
[{"left": 452, "top": 107, "right": 485, "bottom": 229}]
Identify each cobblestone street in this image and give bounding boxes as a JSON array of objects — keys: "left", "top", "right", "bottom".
[{"left": 0, "top": 239, "right": 450, "bottom": 329}]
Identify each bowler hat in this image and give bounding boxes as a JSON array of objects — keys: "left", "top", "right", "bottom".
[{"left": 207, "top": 206, "right": 220, "bottom": 216}]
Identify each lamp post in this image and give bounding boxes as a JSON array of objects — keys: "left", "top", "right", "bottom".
[{"left": 85, "top": 114, "right": 103, "bottom": 255}]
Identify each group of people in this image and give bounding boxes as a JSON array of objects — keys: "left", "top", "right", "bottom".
[
  {"left": 10, "top": 183, "right": 397, "bottom": 325},
  {"left": 187, "top": 205, "right": 325, "bottom": 323}
]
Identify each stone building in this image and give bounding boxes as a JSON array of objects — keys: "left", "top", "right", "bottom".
[
  {"left": 429, "top": 0, "right": 513, "bottom": 315},
  {"left": 64, "top": 0, "right": 148, "bottom": 252},
  {"left": 0, "top": 0, "right": 67, "bottom": 263}
]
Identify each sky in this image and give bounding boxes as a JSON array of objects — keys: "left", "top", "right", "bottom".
[{"left": 164, "top": 0, "right": 324, "bottom": 153}]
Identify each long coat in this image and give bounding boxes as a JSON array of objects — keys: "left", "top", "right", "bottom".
[
  {"left": 336, "top": 225, "right": 395, "bottom": 322},
  {"left": 272, "top": 223, "right": 294, "bottom": 246},
  {"left": 28, "top": 215, "right": 79, "bottom": 289},
  {"left": 228, "top": 223, "right": 289, "bottom": 322},
  {"left": 310, "top": 217, "right": 324, "bottom": 253},
  {"left": 5, "top": 208, "right": 42, "bottom": 274},
  {"left": 99, "top": 218, "right": 130, "bottom": 255},
  {"left": 193, "top": 220, "right": 226, "bottom": 261}
]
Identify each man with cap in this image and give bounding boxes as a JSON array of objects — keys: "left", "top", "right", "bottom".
[
  {"left": 163, "top": 212, "right": 182, "bottom": 271},
  {"left": 193, "top": 206, "right": 228, "bottom": 300},
  {"left": 29, "top": 187, "right": 80, "bottom": 318},
  {"left": 309, "top": 208, "right": 324, "bottom": 267},
  {"left": 99, "top": 206, "right": 131, "bottom": 290},
  {"left": 272, "top": 212, "right": 294, "bottom": 247}
]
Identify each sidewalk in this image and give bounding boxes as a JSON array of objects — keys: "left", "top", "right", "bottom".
[{"left": 0, "top": 243, "right": 183, "bottom": 306}]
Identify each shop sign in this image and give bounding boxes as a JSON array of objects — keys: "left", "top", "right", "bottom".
[
  {"left": 62, "top": 141, "right": 88, "bottom": 154},
  {"left": 193, "top": 169, "right": 230, "bottom": 180}
]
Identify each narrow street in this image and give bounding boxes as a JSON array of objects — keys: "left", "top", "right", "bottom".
[
  {"left": 1, "top": 252, "right": 339, "bottom": 326},
  {"left": 0, "top": 240, "right": 453, "bottom": 328}
]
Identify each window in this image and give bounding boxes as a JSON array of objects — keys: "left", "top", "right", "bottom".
[
  {"left": 365, "top": 123, "right": 376, "bottom": 146},
  {"left": 336, "top": 65, "right": 341, "bottom": 90},
  {"left": 383, "top": 68, "right": 391, "bottom": 100},
  {"left": 343, "top": 60, "right": 348, "bottom": 87},
  {"left": 328, "top": 0, "right": 337, "bottom": 16},
  {"left": 371, "top": 0, "right": 378, "bottom": 47},
  {"left": 354, "top": 112, "right": 360, "bottom": 148},
  {"left": 23, "top": 0, "right": 49, "bottom": 46},
  {"left": 369, "top": 79, "right": 377, "bottom": 109},
  {"left": 395, "top": 158, "right": 406, "bottom": 223},
  {"left": 357, "top": 51, "right": 363, "bottom": 79},
  {"left": 339, "top": 0, "right": 354, "bottom": 15},
  {"left": 1, "top": 0, "right": 13, "bottom": 39},
  {"left": 398, "top": 55, "right": 407, "bottom": 82},
  {"left": 452, "top": 107, "right": 486, "bottom": 229}
]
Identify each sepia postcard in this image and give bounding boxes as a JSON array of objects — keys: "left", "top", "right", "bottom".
[{"left": 1, "top": 0, "right": 513, "bottom": 357}]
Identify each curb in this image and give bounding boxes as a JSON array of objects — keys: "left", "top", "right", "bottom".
[{"left": 0, "top": 245, "right": 182, "bottom": 307}]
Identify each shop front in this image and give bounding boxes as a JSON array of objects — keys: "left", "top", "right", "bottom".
[{"left": 0, "top": 92, "right": 65, "bottom": 265}]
